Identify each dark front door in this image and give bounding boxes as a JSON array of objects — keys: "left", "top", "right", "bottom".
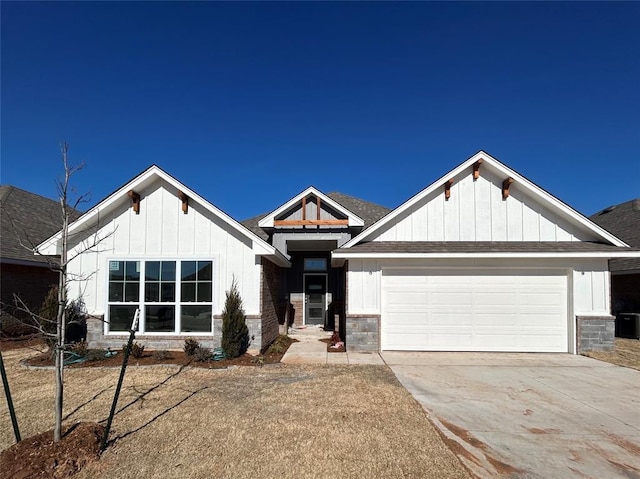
[{"left": 305, "top": 274, "right": 326, "bottom": 326}]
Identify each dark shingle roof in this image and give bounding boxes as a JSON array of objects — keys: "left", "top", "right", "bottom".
[
  {"left": 336, "top": 241, "right": 639, "bottom": 255},
  {"left": 590, "top": 198, "right": 640, "bottom": 272},
  {"left": 240, "top": 192, "right": 391, "bottom": 241},
  {"left": 0, "top": 186, "right": 76, "bottom": 264}
]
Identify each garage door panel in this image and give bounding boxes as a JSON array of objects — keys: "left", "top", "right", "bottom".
[{"left": 382, "top": 269, "right": 568, "bottom": 352}]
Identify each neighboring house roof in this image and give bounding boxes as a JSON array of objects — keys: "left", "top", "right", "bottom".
[
  {"left": 241, "top": 191, "right": 391, "bottom": 240},
  {"left": 36, "top": 165, "right": 291, "bottom": 267},
  {"left": 333, "top": 241, "right": 640, "bottom": 259},
  {"left": 590, "top": 198, "right": 640, "bottom": 272},
  {"left": 0, "top": 185, "right": 79, "bottom": 265},
  {"left": 342, "top": 150, "right": 628, "bottom": 249}
]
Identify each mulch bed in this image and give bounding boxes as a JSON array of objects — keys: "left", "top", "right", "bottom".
[
  {"left": 319, "top": 336, "right": 346, "bottom": 353},
  {"left": 0, "top": 422, "right": 104, "bottom": 479},
  {"left": 22, "top": 335, "right": 297, "bottom": 369}
]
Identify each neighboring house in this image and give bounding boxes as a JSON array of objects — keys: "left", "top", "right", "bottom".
[
  {"left": 0, "top": 186, "right": 63, "bottom": 335},
  {"left": 590, "top": 199, "right": 640, "bottom": 315},
  {"left": 38, "top": 151, "right": 640, "bottom": 354}
]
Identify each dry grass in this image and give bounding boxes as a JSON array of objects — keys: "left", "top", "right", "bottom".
[
  {"left": 0, "top": 347, "right": 469, "bottom": 479},
  {"left": 584, "top": 338, "right": 640, "bottom": 371}
]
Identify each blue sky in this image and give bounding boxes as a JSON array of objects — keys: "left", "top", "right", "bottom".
[{"left": 2, "top": 1, "right": 638, "bottom": 219}]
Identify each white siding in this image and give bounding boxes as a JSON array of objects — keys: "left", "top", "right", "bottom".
[
  {"left": 573, "top": 259, "right": 610, "bottom": 316},
  {"left": 66, "top": 181, "right": 262, "bottom": 316},
  {"left": 347, "top": 259, "right": 380, "bottom": 314},
  {"left": 370, "top": 167, "right": 600, "bottom": 242}
]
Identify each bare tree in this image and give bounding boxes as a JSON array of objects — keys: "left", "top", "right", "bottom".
[{"left": 2, "top": 143, "right": 112, "bottom": 442}]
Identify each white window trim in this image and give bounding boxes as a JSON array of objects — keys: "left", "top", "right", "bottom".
[{"left": 105, "top": 258, "right": 215, "bottom": 336}]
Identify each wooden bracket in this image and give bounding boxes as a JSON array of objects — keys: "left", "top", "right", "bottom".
[
  {"left": 473, "top": 159, "right": 483, "bottom": 180},
  {"left": 128, "top": 190, "right": 140, "bottom": 214},
  {"left": 444, "top": 178, "right": 455, "bottom": 200},
  {"left": 178, "top": 191, "right": 189, "bottom": 214},
  {"left": 301, "top": 196, "right": 307, "bottom": 221},
  {"left": 502, "top": 177, "right": 514, "bottom": 199},
  {"left": 317, "top": 197, "right": 321, "bottom": 220}
]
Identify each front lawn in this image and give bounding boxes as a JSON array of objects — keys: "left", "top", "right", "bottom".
[{"left": 0, "top": 347, "right": 469, "bottom": 479}]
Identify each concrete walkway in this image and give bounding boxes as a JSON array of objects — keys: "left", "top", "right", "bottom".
[{"left": 281, "top": 325, "right": 384, "bottom": 365}]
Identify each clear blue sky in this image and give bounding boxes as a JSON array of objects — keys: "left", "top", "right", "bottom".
[{"left": 2, "top": 1, "right": 638, "bottom": 219}]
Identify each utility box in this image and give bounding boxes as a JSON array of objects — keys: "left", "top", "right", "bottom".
[{"left": 616, "top": 313, "right": 640, "bottom": 339}]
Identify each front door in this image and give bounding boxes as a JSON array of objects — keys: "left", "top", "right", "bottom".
[{"left": 304, "top": 274, "right": 326, "bottom": 326}]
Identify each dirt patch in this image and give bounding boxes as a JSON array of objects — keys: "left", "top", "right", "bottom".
[
  {"left": 0, "top": 336, "right": 45, "bottom": 352},
  {"left": 0, "top": 422, "right": 104, "bottom": 479},
  {"left": 583, "top": 338, "right": 640, "bottom": 371}
]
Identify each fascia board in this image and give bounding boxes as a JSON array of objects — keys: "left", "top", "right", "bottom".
[
  {"left": 258, "top": 186, "right": 364, "bottom": 228},
  {"left": 331, "top": 251, "right": 640, "bottom": 260}
]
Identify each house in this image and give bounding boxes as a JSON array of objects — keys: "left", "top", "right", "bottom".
[
  {"left": 37, "top": 151, "right": 640, "bottom": 354},
  {"left": 0, "top": 186, "right": 64, "bottom": 335},
  {"left": 590, "top": 199, "right": 640, "bottom": 316}
]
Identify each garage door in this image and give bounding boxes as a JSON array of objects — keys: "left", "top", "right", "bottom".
[{"left": 382, "top": 269, "right": 568, "bottom": 352}]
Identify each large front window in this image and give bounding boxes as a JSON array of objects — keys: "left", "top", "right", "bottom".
[{"left": 107, "top": 260, "right": 213, "bottom": 334}]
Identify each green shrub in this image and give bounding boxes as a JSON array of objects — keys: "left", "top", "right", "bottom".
[
  {"left": 221, "top": 279, "right": 249, "bottom": 359},
  {"left": 152, "top": 350, "right": 171, "bottom": 360},
  {"left": 183, "top": 338, "right": 200, "bottom": 356},
  {"left": 194, "top": 347, "right": 212, "bottom": 362},
  {"left": 123, "top": 341, "right": 145, "bottom": 358}
]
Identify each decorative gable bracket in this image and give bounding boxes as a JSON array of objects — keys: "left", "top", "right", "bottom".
[
  {"left": 473, "top": 159, "right": 483, "bottom": 180},
  {"left": 444, "top": 178, "right": 455, "bottom": 200},
  {"left": 128, "top": 190, "right": 140, "bottom": 214},
  {"left": 502, "top": 177, "right": 514, "bottom": 199},
  {"left": 178, "top": 190, "right": 189, "bottom": 214}
]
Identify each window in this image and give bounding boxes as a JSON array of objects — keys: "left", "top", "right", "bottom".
[
  {"left": 304, "top": 258, "right": 327, "bottom": 271},
  {"left": 107, "top": 260, "right": 213, "bottom": 334}
]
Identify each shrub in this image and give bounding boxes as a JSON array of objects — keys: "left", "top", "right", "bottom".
[
  {"left": 152, "top": 350, "right": 171, "bottom": 360},
  {"left": 68, "top": 341, "right": 88, "bottom": 357},
  {"left": 183, "top": 338, "right": 200, "bottom": 356},
  {"left": 194, "top": 347, "right": 212, "bottom": 362},
  {"left": 123, "top": 341, "right": 145, "bottom": 358},
  {"left": 38, "top": 286, "right": 87, "bottom": 355},
  {"left": 221, "top": 279, "right": 249, "bottom": 359}
]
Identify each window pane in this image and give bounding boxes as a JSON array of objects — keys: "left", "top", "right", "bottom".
[
  {"left": 124, "top": 283, "right": 139, "bottom": 302},
  {"left": 125, "top": 261, "right": 140, "bottom": 281},
  {"left": 197, "top": 261, "right": 212, "bottom": 281},
  {"left": 109, "top": 282, "right": 124, "bottom": 301},
  {"left": 109, "top": 261, "right": 124, "bottom": 280},
  {"left": 145, "top": 282, "right": 159, "bottom": 302},
  {"left": 197, "top": 282, "right": 212, "bottom": 302},
  {"left": 146, "top": 306, "right": 175, "bottom": 332},
  {"left": 146, "top": 262, "right": 160, "bottom": 281},
  {"left": 109, "top": 305, "right": 138, "bottom": 331},
  {"left": 161, "top": 261, "right": 176, "bottom": 280},
  {"left": 181, "top": 261, "right": 196, "bottom": 281},
  {"left": 181, "top": 283, "right": 196, "bottom": 302},
  {"left": 161, "top": 283, "right": 175, "bottom": 302},
  {"left": 181, "top": 305, "right": 211, "bottom": 332}
]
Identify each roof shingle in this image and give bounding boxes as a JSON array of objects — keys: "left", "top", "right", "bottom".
[{"left": 590, "top": 198, "right": 640, "bottom": 271}]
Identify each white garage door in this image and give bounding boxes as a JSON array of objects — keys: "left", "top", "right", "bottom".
[{"left": 382, "top": 269, "right": 568, "bottom": 352}]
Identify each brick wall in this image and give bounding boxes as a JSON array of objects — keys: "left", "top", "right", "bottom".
[
  {"left": 1, "top": 263, "right": 58, "bottom": 335},
  {"left": 259, "top": 258, "right": 281, "bottom": 351},
  {"left": 576, "top": 315, "right": 615, "bottom": 353}
]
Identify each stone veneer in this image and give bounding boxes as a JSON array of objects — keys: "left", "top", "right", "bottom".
[
  {"left": 576, "top": 315, "right": 615, "bottom": 353},
  {"left": 345, "top": 315, "right": 380, "bottom": 352}
]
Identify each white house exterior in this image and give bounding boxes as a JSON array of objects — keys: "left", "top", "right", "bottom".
[{"left": 38, "top": 151, "right": 640, "bottom": 354}]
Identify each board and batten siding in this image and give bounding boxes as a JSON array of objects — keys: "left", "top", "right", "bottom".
[
  {"left": 66, "top": 180, "right": 262, "bottom": 316},
  {"left": 347, "top": 258, "right": 610, "bottom": 317},
  {"left": 372, "top": 169, "right": 599, "bottom": 242}
]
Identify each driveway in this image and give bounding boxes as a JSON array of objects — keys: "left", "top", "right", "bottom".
[{"left": 383, "top": 352, "right": 640, "bottom": 479}]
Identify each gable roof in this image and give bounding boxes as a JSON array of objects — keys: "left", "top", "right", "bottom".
[
  {"left": 342, "top": 150, "right": 628, "bottom": 249},
  {"left": 257, "top": 187, "right": 365, "bottom": 228},
  {"left": 590, "top": 198, "right": 640, "bottom": 272},
  {"left": 241, "top": 192, "right": 391, "bottom": 240},
  {"left": 36, "top": 165, "right": 290, "bottom": 267},
  {"left": 0, "top": 185, "right": 80, "bottom": 265}
]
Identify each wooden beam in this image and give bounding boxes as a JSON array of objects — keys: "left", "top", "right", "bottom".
[
  {"left": 317, "top": 197, "right": 321, "bottom": 220},
  {"left": 178, "top": 190, "right": 189, "bottom": 214},
  {"left": 274, "top": 219, "right": 349, "bottom": 226},
  {"left": 128, "top": 190, "right": 140, "bottom": 214},
  {"left": 502, "top": 177, "right": 514, "bottom": 199},
  {"left": 444, "top": 178, "right": 454, "bottom": 200},
  {"left": 473, "top": 159, "right": 483, "bottom": 180},
  {"left": 301, "top": 196, "right": 306, "bottom": 221}
]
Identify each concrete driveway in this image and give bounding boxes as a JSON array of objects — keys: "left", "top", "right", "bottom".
[{"left": 383, "top": 352, "right": 640, "bottom": 479}]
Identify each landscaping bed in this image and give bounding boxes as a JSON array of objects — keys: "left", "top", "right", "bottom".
[{"left": 583, "top": 337, "right": 640, "bottom": 371}]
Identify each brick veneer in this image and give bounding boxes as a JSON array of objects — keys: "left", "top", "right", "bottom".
[{"left": 259, "top": 258, "right": 281, "bottom": 351}]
